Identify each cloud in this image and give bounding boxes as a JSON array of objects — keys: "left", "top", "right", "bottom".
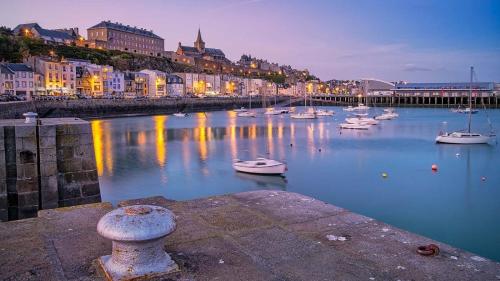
[{"left": 403, "top": 64, "right": 432, "bottom": 72}]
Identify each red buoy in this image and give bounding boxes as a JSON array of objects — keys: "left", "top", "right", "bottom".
[{"left": 431, "top": 164, "right": 438, "bottom": 171}]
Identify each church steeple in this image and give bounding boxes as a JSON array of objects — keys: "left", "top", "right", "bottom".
[{"left": 194, "top": 28, "right": 205, "bottom": 52}]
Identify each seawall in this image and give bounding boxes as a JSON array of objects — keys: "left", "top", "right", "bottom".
[{"left": 0, "top": 97, "right": 288, "bottom": 119}]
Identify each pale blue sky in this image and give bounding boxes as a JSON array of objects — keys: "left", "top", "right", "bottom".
[{"left": 1, "top": 0, "right": 499, "bottom": 82}]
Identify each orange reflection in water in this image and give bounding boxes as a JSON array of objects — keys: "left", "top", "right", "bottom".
[
  {"left": 227, "top": 111, "right": 237, "bottom": 159},
  {"left": 154, "top": 116, "right": 167, "bottom": 167},
  {"left": 267, "top": 119, "right": 274, "bottom": 154},
  {"left": 91, "top": 120, "right": 113, "bottom": 176},
  {"left": 196, "top": 113, "right": 208, "bottom": 161},
  {"left": 91, "top": 120, "right": 104, "bottom": 176}
]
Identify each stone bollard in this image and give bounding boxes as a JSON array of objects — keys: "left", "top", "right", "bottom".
[{"left": 97, "top": 205, "right": 179, "bottom": 280}]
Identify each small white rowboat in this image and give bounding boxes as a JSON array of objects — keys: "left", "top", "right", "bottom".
[{"left": 233, "top": 158, "right": 287, "bottom": 175}]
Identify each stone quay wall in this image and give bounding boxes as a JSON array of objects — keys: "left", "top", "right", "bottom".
[
  {"left": 0, "top": 118, "right": 100, "bottom": 221},
  {"left": 0, "top": 97, "right": 287, "bottom": 119}
]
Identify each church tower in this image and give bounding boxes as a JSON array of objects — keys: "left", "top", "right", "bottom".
[{"left": 194, "top": 28, "right": 205, "bottom": 52}]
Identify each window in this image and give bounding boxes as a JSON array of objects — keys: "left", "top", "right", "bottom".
[
  {"left": 22, "top": 72, "right": 26, "bottom": 78},
  {"left": 16, "top": 73, "right": 19, "bottom": 78},
  {"left": 16, "top": 81, "right": 19, "bottom": 87},
  {"left": 22, "top": 81, "right": 26, "bottom": 87},
  {"left": 29, "top": 82, "right": 33, "bottom": 87},
  {"left": 29, "top": 72, "right": 33, "bottom": 78}
]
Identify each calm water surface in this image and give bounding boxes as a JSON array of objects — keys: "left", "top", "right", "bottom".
[{"left": 91, "top": 107, "right": 500, "bottom": 261}]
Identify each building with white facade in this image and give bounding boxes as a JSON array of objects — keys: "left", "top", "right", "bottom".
[
  {"left": 124, "top": 72, "right": 149, "bottom": 98},
  {"left": 139, "top": 69, "right": 166, "bottom": 98},
  {"left": 102, "top": 67, "right": 124, "bottom": 97}
]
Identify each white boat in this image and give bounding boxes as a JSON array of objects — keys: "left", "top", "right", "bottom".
[
  {"left": 291, "top": 107, "right": 317, "bottom": 119},
  {"left": 264, "top": 108, "right": 282, "bottom": 115},
  {"left": 343, "top": 106, "right": 355, "bottom": 112},
  {"left": 345, "top": 117, "right": 379, "bottom": 125},
  {"left": 436, "top": 67, "right": 494, "bottom": 145},
  {"left": 239, "top": 95, "right": 256, "bottom": 117},
  {"left": 173, "top": 112, "right": 187, "bottom": 117},
  {"left": 315, "top": 109, "right": 335, "bottom": 116},
  {"left": 234, "top": 107, "right": 247, "bottom": 113},
  {"left": 452, "top": 107, "right": 479, "bottom": 114},
  {"left": 436, "top": 132, "right": 492, "bottom": 144},
  {"left": 375, "top": 111, "right": 398, "bottom": 120},
  {"left": 233, "top": 158, "right": 287, "bottom": 175},
  {"left": 291, "top": 93, "right": 317, "bottom": 119},
  {"left": 339, "top": 123, "right": 371, "bottom": 130},
  {"left": 353, "top": 103, "right": 370, "bottom": 111},
  {"left": 238, "top": 111, "right": 256, "bottom": 117}
]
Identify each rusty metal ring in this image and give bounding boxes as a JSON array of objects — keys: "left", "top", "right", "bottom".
[{"left": 417, "top": 244, "right": 440, "bottom": 256}]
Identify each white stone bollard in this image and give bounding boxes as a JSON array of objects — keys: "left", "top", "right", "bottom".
[
  {"left": 23, "top": 112, "right": 38, "bottom": 124},
  {"left": 97, "top": 205, "right": 178, "bottom": 280}
]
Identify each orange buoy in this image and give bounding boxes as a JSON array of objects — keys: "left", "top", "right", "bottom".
[{"left": 431, "top": 164, "right": 438, "bottom": 171}]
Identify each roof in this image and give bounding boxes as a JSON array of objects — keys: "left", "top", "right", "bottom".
[
  {"left": 3, "top": 63, "right": 33, "bottom": 72},
  {"left": 395, "top": 82, "right": 494, "bottom": 90},
  {"left": 180, "top": 46, "right": 199, "bottom": 53},
  {"left": 88, "top": 21, "right": 163, "bottom": 40},
  {"left": 205, "top": 48, "right": 225, "bottom": 57},
  {"left": 0, "top": 65, "right": 14, "bottom": 75},
  {"left": 14, "top": 23, "right": 75, "bottom": 41}
]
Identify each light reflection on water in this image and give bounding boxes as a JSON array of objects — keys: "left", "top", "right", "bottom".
[{"left": 91, "top": 107, "right": 500, "bottom": 261}]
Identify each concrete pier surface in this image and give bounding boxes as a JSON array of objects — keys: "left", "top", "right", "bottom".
[{"left": 0, "top": 190, "right": 499, "bottom": 280}]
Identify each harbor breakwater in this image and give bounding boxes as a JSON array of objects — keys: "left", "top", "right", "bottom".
[{"left": 0, "top": 97, "right": 288, "bottom": 119}]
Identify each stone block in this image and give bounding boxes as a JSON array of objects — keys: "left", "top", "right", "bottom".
[
  {"left": 16, "top": 179, "right": 38, "bottom": 193},
  {"left": 39, "top": 136, "right": 56, "bottom": 148},
  {"left": 78, "top": 134, "right": 93, "bottom": 145},
  {"left": 0, "top": 180, "right": 6, "bottom": 195},
  {"left": 0, "top": 209, "right": 7, "bottom": 222},
  {"left": 14, "top": 125, "right": 36, "bottom": 138},
  {"left": 59, "top": 159, "right": 83, "bottom": 173},
  {"left": 17, "top": 205, "right": 38, "bottom": 219},
  {"left": 38, "top": 124, "right": 56, "bottom": 137},
  {"left": 20, "top": 163, "right": 37, "bottom": 179},
  {"left": 57, "top": 147, "right": 74, "bottom": 161},
  {"left": 40, "top": 162, "right": 57, "bottom": 177},
  {"left": 21, "top": 137, "right": 37, "bottom": 151},
  {"left": 82, "top": 157, "right": 97, "bottom": 171},
  {"left": 56, "top": 134, "right": 79, "bottom": 147},
  {"left": 40, "top": 176, "right": 58, "bottom": 209},
  {"left": 40, "top": 148, "right": 57, "bottom": 163},
  {"left": 58, "top": 183, "right": 81, "bottom": 199},
  {"left": 17, "top": 192, "right": 39, "bottom": 206},
  {"left": 81, "top": 183, "right": 100, "bottom": 197},
  {"left": 0, "top": 194, "right": 7, "bottom": 210}
]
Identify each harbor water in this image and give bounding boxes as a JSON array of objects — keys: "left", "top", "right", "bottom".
[{"left": 91, "top": 107, "right": 500, "bottom": 261}]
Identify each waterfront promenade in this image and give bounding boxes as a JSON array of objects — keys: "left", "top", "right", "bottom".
[
  {"left": 1, "top": 190, "right": 499, "bottom": 280},
  {"left": 1, "top": 94, "right": 498, "bottom": 120}
]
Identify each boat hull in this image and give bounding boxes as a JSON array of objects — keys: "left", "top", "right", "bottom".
[
  {"left": 340, "top": 123, "right": 370, "bottom": 130},
  {"left": 435, "top": 133, "right": 491, "bottom": 144},
  {"left": 290, "top": 113, "right": 316, "bottom": 119},
  {"left": 233, "top": 163, "right": 287, "bottom": 175}
]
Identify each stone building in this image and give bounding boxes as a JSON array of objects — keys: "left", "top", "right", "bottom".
[
  {"left": 0, "top": 65, "right": 15, "bottom": 96},
  {"left": 0, "top": 63, "right": 35, "bottom": 100},
  {"left": 176, "top": 29, "right": 228, "bottom": 62},
  {"left": 13, "top": 23, "right": 78, "bottom": 45},
  {"left": 86, "top": 21, "right": 164, "bottom": 57},
  {"left": 167, "top": 74, "right": 184, "bottom": 97}
]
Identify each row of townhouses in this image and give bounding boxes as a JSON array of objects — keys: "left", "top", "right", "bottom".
[{"left": 1, "top": 57, "right": 296, "bottom": 100}]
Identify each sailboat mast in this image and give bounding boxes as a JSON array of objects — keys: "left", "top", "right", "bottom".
[{"left": 468, "top": 66, "right": 473, "bottom": 133}]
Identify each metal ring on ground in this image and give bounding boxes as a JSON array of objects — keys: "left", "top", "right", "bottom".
[{"left": 417, "top": 244, "right": 440, "bottom": 256}]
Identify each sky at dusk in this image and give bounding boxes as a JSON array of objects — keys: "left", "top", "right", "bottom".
[{"left": 1, "top": 0, "right": 499, "bottom": 82}]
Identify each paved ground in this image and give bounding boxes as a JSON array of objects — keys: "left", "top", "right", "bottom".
[{"left": 0, "top": 190, "right": 499, "bottom": 280}]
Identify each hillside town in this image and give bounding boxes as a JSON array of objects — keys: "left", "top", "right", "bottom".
[{"left": 0, "top": 21, "right": 499, "bottom": 102}]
